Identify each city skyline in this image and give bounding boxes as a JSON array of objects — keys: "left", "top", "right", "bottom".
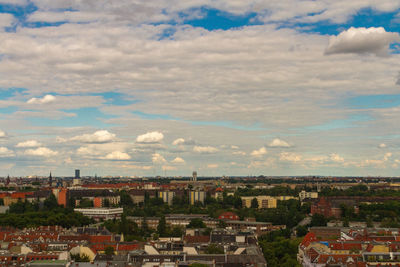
[{"left": 0, "top": 1, "right": 400, "bottom": 176}]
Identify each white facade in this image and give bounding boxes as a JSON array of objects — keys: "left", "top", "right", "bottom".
[{"left": 74, "top": 207, "right": 123, "bottom": 220}]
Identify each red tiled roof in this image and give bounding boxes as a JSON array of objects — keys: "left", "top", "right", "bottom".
[
  {"left": 329, "top": 242, "right": 362, "bottom": 250},
  {"left": 300, "top": 232, "right": 317, "bottom": 249},
  {"left": 184, "top": 235, "right": 210, "bottom": 243},
  {"left": 89, "top": 235, "right": 112, "bottom": 243},
  {"left": 218, "top": 211, "right": 238, "bottom": 220}
]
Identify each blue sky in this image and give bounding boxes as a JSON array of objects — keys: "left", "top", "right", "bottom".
[{"left": 0, "top": 0, "right": 400, "bottom": 176}]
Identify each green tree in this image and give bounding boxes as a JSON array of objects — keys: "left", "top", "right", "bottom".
[
  {"left": 171, "top": 226, "right": 183, "bottom": 237},
  {"left": 119, "top": 190, "right": 134, "bottom": 206},
  {"left": 205, "top": 243, "right": 224, "bottom": 254},
  {"left": 78, "top": 198, "right": 93, "bottom": 208},
  {"left": 190, "top": 263, "right": 209, "bottom": 267},
  {"left": 187, "top": 218, "right": 206, "bottom": 228},
  {"left": 296, "top": 225, "right": 308, "bottom": 237},
  {"left": 44, "top": 193, "right": 59, "bottom": 210},
  {"left": 71, "top": 253, "right": 90, "bottom": 262},
  {"left": 105, "top": 246, "right": 115, "bottom": 256},
  {"left": 310, "top": 213, "right": 327, "bottom": 227},
  {"left": 251, "top": 198, "right": 259, "bottom": 209},
  {"left": 157, "top": 215, "right": 167, "bottom": 237},
  {"left": 218, "top": 220, "right": 227, "bottom": 228}
]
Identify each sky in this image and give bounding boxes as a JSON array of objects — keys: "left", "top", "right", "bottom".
[{"left": 1, "top": 1, "right": 400, "bottom": 177}]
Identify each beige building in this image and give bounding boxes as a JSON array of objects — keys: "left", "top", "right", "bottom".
[
  {"left": 159, "top": 191, "right": 175, "bottom": 205},
  {"left": 299, "top": 190, "right": 318, "bottom": 201},
  {"left": 274, "top": 196, "right": 298, "bottom": 201},
  {"left": 189, "top": 191, "right": 206, "bottom": 205},
  {"left": 241, "top": 196, "right": 277, "bottom": 209}
]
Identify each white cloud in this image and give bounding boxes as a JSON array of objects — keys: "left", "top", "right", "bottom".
[
  {"left": 162, "top": 165, "right": 177, "bottom": 171},
  {"left": 71, "top": 130, "right": 116, "bottom": 143},
  {"left": 0, "top": 0, "right": 27, "bottom": 4},
  {"left": 136, "top": 131, "right": 164, "bottom": 143},
  {"left": 233, "top": 151, "right": 246, "bottom": 156},
  {"left": 279, "top": 152, "right": 302, "bottom": 163},
  {"left": 171, "top": 157, "right": 185, "bottom": 164},
  {"left": 384, "top": 152, "right": 392, "bottom": 161},
  {"left": 231, "top": 145, "right": 239, "bottom": 149},
  {"left": 0, "top": 130, "right": 6, "bottom": 138},
  {"left": 105, "top": 151, "right": 131, "bottom": 160},
  {"left": 207, "top": 163, "right": 218, "bottom": 169},
  {"left": 379, "top": 143, "right": 387, "bottom": 148},
  {"left": 193, "top": 146, "right": 219, "bottom": 154},
  {"left": 268, "top": 138, "right": 291, "bottom": 147},
  {"left": 0, "top": 13, "right": 15, "bottom": 29},
  {"left": 152, "top": 153, "right": 166, "bottom": 164},
  {"left": 24, "top": 147, "right": 58, "bottom": 157},
  {"left": 250, "top": 147, "right": 267, "bottom": 157},
  {"left": 172, "top": 138, "right": 185, "bottom": 145},
  {"left": 0, "top": 147, "right": 14, "bottom": 157},
  {"left": 27, "top": 94, "right": 56, "bottom": 104},
  {"left": 16, "top": 140, "right": 42, "bottom": 148},
  {"left": 330, "top": 153, "right": 344, "bottom": 163},
  {"left": 325, "top": 27, "right": 400, "bottom": 56},
  {"left": 77, "top": 146, "right": 101, "bottom": 156},
  {"left": 56, "top": 136, "right": 67, "bottom": 143}
]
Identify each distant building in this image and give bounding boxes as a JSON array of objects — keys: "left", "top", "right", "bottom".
[
  {"left": 241, "top": 196, "right": 277, "bottom": 209},
  {"left": 299, "top": 190, "right": 318, "bottom": 201},
  {"left": 192, "top": 171, "right": 197, "bottom": 182},
  {"left": 158, "top": 191, "right": 175, "bottom": 205},
  {"left": 189, "top": 190, "right": 205, "bottom": 205},
  {"left": 214, "top": 187, "right": 224, "bottom": 199},
  {"left": 75, "top": 169, "right": 80, "bottom": 179},
  {"left": 74, "top": 207, "right": 123, "bottom": 220},
  {"left": 218, "top": 211, "right": 239, "bottom": 221},
  {"left": 274, "top": 195, "right": 298, "bottom": 201}
]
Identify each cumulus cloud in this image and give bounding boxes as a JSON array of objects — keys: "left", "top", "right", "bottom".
[
  {"left": 250, "top": 147, "right": 267, "bottom": 157},
  {"left": 16, "top": 140, "right": 42, "bottom": 148},
  {"left": 27, "top": 94, "right": 56, "bottom": 104},
  {"left": 171, "top": 157, "right": 185, "bottom": 164},
  {"left": 24, "top": 147, "right": 58, "bottom": 157},
  {"left": 0, "top": 131, "right": 6, "bottom": 139},
  {"left": 268, "top": 138, "right": 291, "bottom": 147},
  {"left": 0, "top": 147, "right": 15, "bottom": 157},
  {"left": 105, "top": 151, "right": 131, "bottom": 160},
  {"left": 330, "top": 153, "right": 344, "bottom": 163},
  {"left": 136, "top": 131, "right": 164, "bottom": 143},
  {"left": 152, "top": 153, "right": 166, "bottom": 164},
  {"left": 325, "top": 27, "right": 400, "bottom": 56},
  {"left": 172, "top": 138, "right": 185, "bottom": 145},
  {"left": 379, "top": 143, "right": 387, "bottom": 148},
  {"left": 279, "top": 152, "right": 302, "bottom": 163},
  {"left": 71, "top": 130, "right": 116, "bottom": 143},
  {"left": 193, "top": 146, "right": 219, "bottom": 154}
]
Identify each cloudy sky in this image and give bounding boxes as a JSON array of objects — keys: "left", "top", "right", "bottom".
[{"left": 1, "top": 1, "right": 400, "bottom": 177}]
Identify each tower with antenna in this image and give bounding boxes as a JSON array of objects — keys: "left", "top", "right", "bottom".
[{"left": 49, "top": 172, "right": 52, "bottom": 186}]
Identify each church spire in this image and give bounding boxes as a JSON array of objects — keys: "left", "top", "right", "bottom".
[{"left": 49, "top": 171, "right": 52, "bottom": 186}]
